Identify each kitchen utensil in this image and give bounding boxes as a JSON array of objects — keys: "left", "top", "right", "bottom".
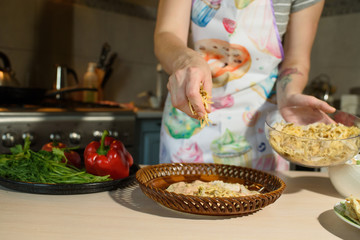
[
  {"left": 265, "top": 106, "right": 360, "bottom": 168},
  {"left": 46, "top": 86, "right": 98, "bottom": 97},
  {"left": 54, "top": 64, "right": 78, "bottom": 88},
  {"left": 136, "top": 163, "right": 286, "bottom": 216},
  {"left": 0, "top": 86, "right": 99, "bottom": 105},
  {"left": 95, "top": 43, "right": 111, "bottom": 96},
  {"left": 0, "top": 86, "right": 47, "bottom": 105},
  {"left": 53, "top": 64, "right": 78, "bottom": 99},
  {"left": 0, "top": 51, "right": 20, "bottom": 87},
  {"left": 97, "top": 42, "right": 111, "bottom": 69},
  {"left": 101, "top": 52, "right": 117, "bottom": 89},
  {"left": 0, "top": 54, "right": 48, "bottom": 104},
  {"left": 329, "top": 155, "right": 360, "bottom": 198},
  {"left": 304, "top": 74, "right": 335, "bottom": 103}
]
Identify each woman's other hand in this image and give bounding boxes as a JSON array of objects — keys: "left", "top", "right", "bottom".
[
  {"left": 276, "top": 0, "right": 335, "bottom": 122},
  {"left": 279, "top": 94, "right": 336, "bottom": 124},
  {"left": 280, "top": 93, "right": 335, "bottom": 114}
]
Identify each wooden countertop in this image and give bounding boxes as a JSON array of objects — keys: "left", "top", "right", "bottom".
[{"left": 0, "top": 170, "right": 359, "bottom": 240}]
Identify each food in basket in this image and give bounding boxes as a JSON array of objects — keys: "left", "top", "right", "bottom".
[
  {"left": 166, "top": 180, "right": 259, "bottom": 197},
  {"left": 136, "top": 163, "right": 286, "bottom": 215},
  {"left": 268, "top": 122, "right": 360, "bottom": 166},
  {"left": 344, "top": 195, "right": 360, "bottom": 225}
]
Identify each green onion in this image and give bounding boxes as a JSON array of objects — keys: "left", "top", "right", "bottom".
[{"left": 0, "top": 138, "right": 111, "bottom": 184}]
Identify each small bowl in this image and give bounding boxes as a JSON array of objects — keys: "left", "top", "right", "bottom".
[
  {"left": 329, "top": 156, "right": 360, "bottom": 198},
  {"left": 265, "top": 106, "right": 360, "bottom": 168}
]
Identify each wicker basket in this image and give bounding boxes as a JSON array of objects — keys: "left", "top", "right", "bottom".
[{"left": 136, "top": 163, "right": 286, "bottom": 216}]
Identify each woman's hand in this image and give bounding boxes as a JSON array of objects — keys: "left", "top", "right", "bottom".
[
  {"left": 279, "top": 93, "right": 336, "bottom": 124},
  {"left": 167, "top": 51, "right": 212, "bottom": 118},
  {"left": 154, "top": 0, "right": 212, "bottom": 119},
  {"left": 279, "top": 93, "right": 335, "bottom": 113}
]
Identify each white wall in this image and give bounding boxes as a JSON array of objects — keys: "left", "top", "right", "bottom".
[
  {"left": 0, "top": 0, "right": 358, "bottom": 107},
  {"left": 310, "top": 13, "right": 360, "bottom": 101},
  {"left": 0, "top": 0, "right": 159, "bottom": 107}
]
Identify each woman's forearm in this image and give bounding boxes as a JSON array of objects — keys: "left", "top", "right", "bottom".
[
  {"left": 154, "top": 32, "right": 198, "bottom": 75},
  {"left": 276, "top": 0, "right": 324, "bottom": 109},
  {"left": 154, "top": 0, "right": 193, "bottom": 75},
  {"left": 276, "top": 63, "right": 309, "bottom": 108}
]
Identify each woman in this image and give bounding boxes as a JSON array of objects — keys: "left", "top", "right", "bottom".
[{"left": 154, "top": 0, "right": 335, "bottom": 170}]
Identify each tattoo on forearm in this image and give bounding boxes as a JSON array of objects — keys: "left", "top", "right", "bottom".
[{"left": 278, "top": 68, "right": 303, "bottom": 91}]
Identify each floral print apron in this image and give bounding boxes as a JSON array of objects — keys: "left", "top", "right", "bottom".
[{"left": 159, "top": 0, "right": 289, "bottom": 171}]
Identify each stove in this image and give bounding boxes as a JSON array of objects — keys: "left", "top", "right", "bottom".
[{"left": 0, "top": 106, "right": 136, "bottom": 155}]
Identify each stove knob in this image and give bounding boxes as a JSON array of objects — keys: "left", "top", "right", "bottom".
[
  {"left": 22, "top": 132, "right": 35, "bottom": 143},
  {"left": 109, "top": 131, "right": 119, "bottom": 138},
  {"left": 2, "top": 132, "right": 16, "bottom": 148},
  {"left": 93, "top": 130, "right": 102, "bottom": 141},
  {"left": 121, "top": 131, "right": 130, "bottom": 140},
  {"left": 50, "top": 132, "right": 62, "bottom": 142},
  {"left": 69, "top": 132, "right": 81, "bottom": 144}
]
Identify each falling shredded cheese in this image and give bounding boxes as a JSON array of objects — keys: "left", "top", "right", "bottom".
[{"left": 189, "top": 83, "right": 213, "bottom": 128}]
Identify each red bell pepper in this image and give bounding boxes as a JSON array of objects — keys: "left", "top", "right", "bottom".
[
  {"left": 84, "top": 130, "right": 129, "bottom": 180},
  {"left": 41, "top": 142, "right": 66, "bottom": 152},
  {"left": 41, "top": 142, "right": 82, "bottom": 169},
  {"left": 63, "top": 151, "right": 82, "bottom": 169},
  {"left": 105, "top": 136, "right": 133, "bottom": 167}
]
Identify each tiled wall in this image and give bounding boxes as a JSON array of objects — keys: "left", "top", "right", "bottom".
[
  {"left": 0, "top": 0, "right": 160, "bottom": 107},
  {"left": 0, "top": 0, "right": 359, "bottom": 107},
  {"left": 310, "top": 12, "right": 360, "bottom": 101}
]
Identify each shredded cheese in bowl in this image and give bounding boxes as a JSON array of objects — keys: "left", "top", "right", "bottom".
[
  {"left": 273, "top": 122, "right": 360, "bottom": 139},
  {"left": 268, "top": 121, "right": 360, "bottom": 167}
]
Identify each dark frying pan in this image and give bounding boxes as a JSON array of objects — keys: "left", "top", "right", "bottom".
[
  {"left": 0, "top": 86, "right": 98, "bottom": 105},
  {"left": 0, "top": 51, "right": 48, "bottom": 105},
  {"left": 0, "top": 86, "right": 48, "bottom": 105}
]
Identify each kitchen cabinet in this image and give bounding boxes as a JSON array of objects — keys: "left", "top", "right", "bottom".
[{"left": 135, "top": 110, "right": 163, "bottom": 165}]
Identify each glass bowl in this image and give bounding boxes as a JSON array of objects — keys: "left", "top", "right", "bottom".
[{"left": 265, "top": 106, "right": 360, "bottom": 168}]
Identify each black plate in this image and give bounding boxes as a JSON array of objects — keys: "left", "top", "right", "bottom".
[{"left": 0, "top": 164, "right": 140, "bottom": 195}]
